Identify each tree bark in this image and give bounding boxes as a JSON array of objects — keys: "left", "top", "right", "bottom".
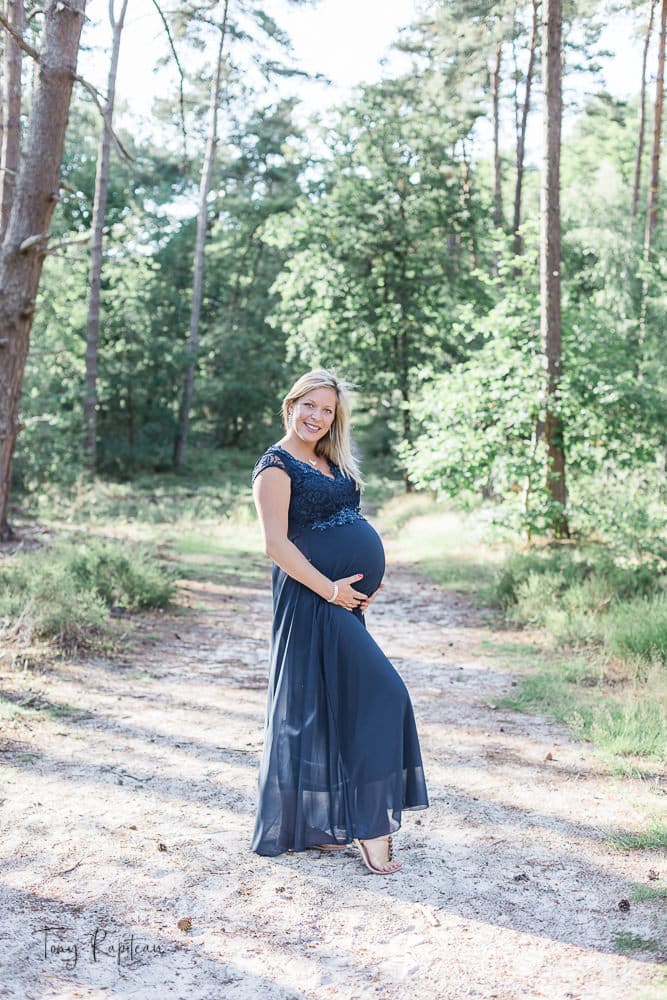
[
  {"left": 83, "top": 0, "right": 129, "bottom": 474},
  {"left": 173, "top": 0, "right": 229, "bottom": 471},
  {"left": 0, "top": 32, "right": 4, "bottom": 173},
  {"left": 0, "top": 0, "right": 24, "bottom": 244},
  {"left": 0, "top": 0, "right": 86, "bottom": 539},
  {"left": 491, "top": 39, "right": 503, "bottom": 228},
  {"left": 640, "top": 0, "right": 667, "bottom": 343},
  {"left": 632, "top": 0, "right": 657, "bottom": 219},
  {"left": 513, "top": 0, "right": 539, "bottom": 257},
  {"left": 540, "top": 0, "right": 569, "bottom": 538}
]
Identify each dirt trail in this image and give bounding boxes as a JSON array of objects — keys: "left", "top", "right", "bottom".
[{"left": 0, "top": 545, "right": 665, "bottom": 1000}]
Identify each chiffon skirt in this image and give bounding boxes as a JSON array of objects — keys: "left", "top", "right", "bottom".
[{"left": 251, "top": 518, "right": 429, "bottom": 856}]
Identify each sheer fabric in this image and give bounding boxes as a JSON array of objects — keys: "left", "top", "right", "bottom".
[{"left": 251, "top": 445, "right": 429, "bottom": 856}]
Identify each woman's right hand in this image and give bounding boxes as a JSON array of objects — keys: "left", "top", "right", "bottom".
[{"left": 331, "top": 573, "right": 366, "bottom": 611}]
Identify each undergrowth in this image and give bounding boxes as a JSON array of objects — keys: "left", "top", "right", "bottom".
[
  {"left": 492, "top": 543, "right": 667, "bottom": 761},
  {"left": 0, "top": 538, "right": 175, "bottom": 649}
]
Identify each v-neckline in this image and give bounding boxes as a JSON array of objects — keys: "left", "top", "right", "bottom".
[{"left": 273, "top": 444, "right": 337, "bottom": 481}]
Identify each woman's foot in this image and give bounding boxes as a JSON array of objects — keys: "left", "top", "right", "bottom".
[{"left": 354, "top": 835, "right": 402, "bottom": 874}]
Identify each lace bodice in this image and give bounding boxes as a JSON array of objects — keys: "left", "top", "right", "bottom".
[{"left": 252, "top": 444, "right": 364, "bottom": 538}]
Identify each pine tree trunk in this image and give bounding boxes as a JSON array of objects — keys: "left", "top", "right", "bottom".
[
  {"left": 632, "top": 0, "right": 656, "bottom": 219},
  {"left": 0, "top": 0, "right": 24, "bottom": 243},
  {"left": 513, "top": 0, "right": 539, "bottom": 257},
  {"left": 83, "top": 0, "right": 129, "bottom": 474},
  {"left": 1, "top": 36, "right": 5, "bottom": 171},
  {"left": 491, "top": 40, "right": 503, "bottom": 222},
  {"left": 0, "top": 0, "right": 86, "bottom": 539},
  {"left": 540, "top": 0, "right": 569, "bottom": 538},
  {"left": 639, "top": 0, "right": 667, "bottom": 343},
  {"left": 173, "top": 1, "right": 229, "bottom": 471}
]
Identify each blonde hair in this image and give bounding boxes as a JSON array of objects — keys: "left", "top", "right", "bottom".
[{"left": 281, "top": 369, "right": 365, "bottom": 489}]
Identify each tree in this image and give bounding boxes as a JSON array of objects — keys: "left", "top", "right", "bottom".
[
  {"left": 0, "top": 0, "right": 86, "bottom": 538},
  {"left": 83, "top": 0, "right": 129, "bottom": 474},
  {"left": 269, "top": 79, "right": 489, "bottom": 456},
  {"left": 540, "top": 0, "right": 569, "bottom": 537},
  {"left": 0, "top": 0, "right": 24, "bottom": 242},
  {"left": 169, "top": 0, "right": 319, "bottom": 470},
  {"left": 173, "top": 0, "right": 229, "bottom": 471},
  {"left": 640, "top": 0, "right": 667, "bottom": 343},
  {"left": 512, "top": 0, "right": 540, "bottom": 256},
  {"left": 632, "top": 0, "right": 657, "bottom": 219}
]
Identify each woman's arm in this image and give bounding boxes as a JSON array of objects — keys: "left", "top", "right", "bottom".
[{"left": 253, "top": 467, "right": 366, "bottom": 610}]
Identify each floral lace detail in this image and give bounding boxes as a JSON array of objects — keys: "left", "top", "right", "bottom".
[
  {"left": 252, "top": 445, "right": 362, "bottom": 538},
  {"left": 312, "top": 506, "right": 364, "bottom": 531},
  {"left": 251, "top": 450, "right": 288, "bottom": 482}
]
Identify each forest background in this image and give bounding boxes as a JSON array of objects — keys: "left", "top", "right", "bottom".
[{"left": 0, "top": 0, "right": 666, "bottom": 769}]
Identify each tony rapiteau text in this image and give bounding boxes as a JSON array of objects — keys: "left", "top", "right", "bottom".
[{"left": 34, "top": 926, "right": 166, "bottom": 968}]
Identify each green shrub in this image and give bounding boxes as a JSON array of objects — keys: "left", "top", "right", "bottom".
[
  {"left": 602, "top": 594, "right": 667, "bottom": 665},
  {"left": 495, "top": 545, "right": 665, "bottom": 665},
  {"left": 66, "top": 542, "right": 175, "bottom": 611},
  {"left": 496, "top": 546, "right": 658, "bottom": 615},
  {"left": 0, "top": 537, "right": 175, "bottom": 648}
]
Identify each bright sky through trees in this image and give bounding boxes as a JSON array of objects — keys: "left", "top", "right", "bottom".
[
  {"left": 80, "top": 0, "right": 648, "bottom": 168},
  {"left": 82, "top": 0, "right": 417, "bottom": 126}
]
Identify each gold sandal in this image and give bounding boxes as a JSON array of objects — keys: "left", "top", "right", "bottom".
[{"left": 353, "top": 835, "right": 402, "bottom": 874}]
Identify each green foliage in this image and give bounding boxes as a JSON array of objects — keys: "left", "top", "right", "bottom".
[
  {"left": 609, "top": 822, "right": 667, "bottom": 852},
  {"left": 630, "top": 883, "right": 667, "bottom": 903},
  {"left": 401, "top": 265, "right": 545, "bottom": 515},
  {"left": 496, "top": 546, "right": 658, "bottom": 612},
  {"left": 268, "top": 76, "right": 492, "bottom": 449},
  {"left": 602, "top": 595, "right": 667, "bottom": 666},
  {"left": 501, "top": 658, "right": 666, "bottom": 760},
  {"left": 0, "top": 539, "right": 175, "bottom": 648},
  {"left": 495, "top": 544, "right": 667, "bottom": 668},
  {"left": 65, "top": 543, "right": 175, "bottom": 611}
]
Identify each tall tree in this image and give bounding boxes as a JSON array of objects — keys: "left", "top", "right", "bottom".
[
  {"left": 0, "top": 0, "right": 86, "bottom": 538},
  {"left": 0, "top": 0, "right": 24, "bottom": 242},
  {"left": 631, "top": 0, "right": 657, "bottom": 219},
  {"left": 491, "top": 38, "right": 503, "bottom": 230},
  {"left": 640, "top": 0, "right": 667, "bottom": 343},
  {"left": 512, "top": 0, "right": 540, "bottom": 256},
  {"left": 540, "top": 0, "right": 569, "bottom": 537},
  {"left": 173, "top": 0, "right": 229, "bottom": 471},
  {"left": 83, "top": 0, "right": 129, "bottom": 474}
]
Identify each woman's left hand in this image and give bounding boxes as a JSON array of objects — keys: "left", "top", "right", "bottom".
[{"left": 357, "top": 583, "right": 384, "bottom": 614}]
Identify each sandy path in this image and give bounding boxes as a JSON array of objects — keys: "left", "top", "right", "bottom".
[{"left": 0, "top": 544, "right": 665, "bottom": 1000}]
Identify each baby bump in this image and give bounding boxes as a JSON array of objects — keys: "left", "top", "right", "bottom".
[{"left": 297, "top": 518, "right": 385, "bottom": 597}]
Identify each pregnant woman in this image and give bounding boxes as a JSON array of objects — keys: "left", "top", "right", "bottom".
[{"left": 251, "top": 369, "right": 429, "bottom": 873}]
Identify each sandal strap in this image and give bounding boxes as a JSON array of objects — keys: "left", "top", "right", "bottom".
[{"left": 388, "top": 835, "right": 393, "bottom": 861}]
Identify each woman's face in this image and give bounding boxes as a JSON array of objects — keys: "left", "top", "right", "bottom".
[{"left": 289, "top": 386, "right": 337, "bottom": 445}]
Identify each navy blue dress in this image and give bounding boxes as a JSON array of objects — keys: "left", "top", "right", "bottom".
[{"left": 251, "top": 444, "right": 429, "bottom": 856}]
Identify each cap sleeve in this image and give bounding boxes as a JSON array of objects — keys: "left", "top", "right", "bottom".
[{"left": 251, "top": 448, "right": 289, "bottom": 484}]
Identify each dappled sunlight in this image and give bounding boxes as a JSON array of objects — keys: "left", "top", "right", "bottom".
[{"left": 1, "top": 522, "right": 664, "bottom": 996}]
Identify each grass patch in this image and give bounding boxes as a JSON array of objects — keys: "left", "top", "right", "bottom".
[
  {"left": 609, "top": 821, "right": 667, "bottom": 851},
  {"left": 499, "top": 655, "right": 666, "bottom": 760},
  {"left": 495, "top": 544, "right": 666, "bottom": 667},
  {"left": 30, "top": 448, "right": 258, "bottom": 526},
  {"left": 169, "top": 525, "right": 265, "bottom": 585},
  {"left": 491, "top": 542, "right": 667, "bottom": 761},
  {"left": 0, "top": 537, "right": 175, "bottom": 649},
  {"left": 631, "top": 883, "right": 667, "bottom": 903},
  {"left": 379, "top": 495, "right": 507, "bottom": 596},
  {"left": 612, "top": 932, "right": 663, "bottom": 954}
]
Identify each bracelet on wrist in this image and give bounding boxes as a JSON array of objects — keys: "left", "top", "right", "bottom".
[{"left": 327, "top": 582, "right": 339, "bottom": 603}]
